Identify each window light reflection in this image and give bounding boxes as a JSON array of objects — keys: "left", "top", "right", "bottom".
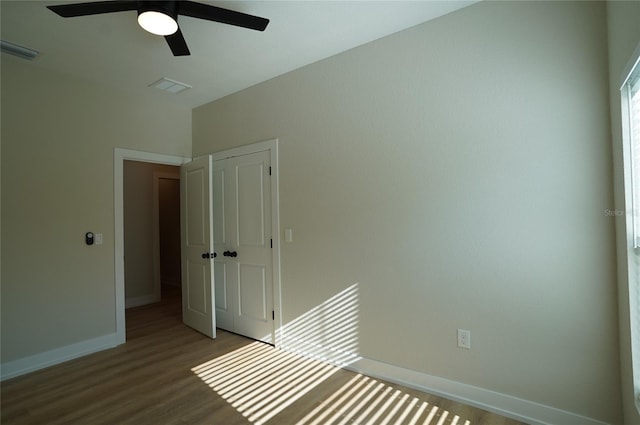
[
  {"left": 191, "top": 281, "right": 473, "bottom": 424},
  {"left": 295, "top": 373, "right": 472, "bottom": 425},
  {"left": 281, "top": 283, "right": 361, "bottom": 366}
]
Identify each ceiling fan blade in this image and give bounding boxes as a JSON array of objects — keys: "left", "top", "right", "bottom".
[
  {"left": 47, "top": 1, "right": 138, "bottom": 17},
  {"left": 165, "top": 28, "right": 190, "bottom": 56},
  {"left": 178, "top": 1, "right": 269, "bottom": 31}
]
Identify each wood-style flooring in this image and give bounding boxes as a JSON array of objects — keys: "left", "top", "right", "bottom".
[{"left": 1, "top": 286, "right": 528, "bottom": 425}]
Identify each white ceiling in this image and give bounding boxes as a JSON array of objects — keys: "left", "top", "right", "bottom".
[{"left": 0, "top": 1, "right": 476, "bottom": 108}]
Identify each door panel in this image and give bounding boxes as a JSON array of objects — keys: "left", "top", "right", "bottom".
[
  {"left": 213, "top": 150, "right": 273, "bottom": 343},
  {"left": 180, "top": 156, "right": 216, "bottom": 338},
  {"left": 186, "top": 261, "right": 207, "bottom": 314},
  {"left": 185, "top": 168, "right": 206, "bottom": 246},
  {"left": 213, "top": 260, "right": 233, "bottom": 330},
  {"left": 214, "top": 263, "right": 228, "bottom": 311},
  {"left": 236, "top": 162, "right": 266, "bottom": 246},
  {"left": 212, "top": 166, "right": 226, "bottom": 246},
  {"left": 238, "top": 264, "right": 267, "bottom": 321},
  {"left": 213, "top": 163, "right": 233, "bottom": 329}
]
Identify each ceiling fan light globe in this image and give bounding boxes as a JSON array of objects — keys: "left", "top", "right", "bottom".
[{"left": 138, "top": 11, "right": 178, "bottom": 36}]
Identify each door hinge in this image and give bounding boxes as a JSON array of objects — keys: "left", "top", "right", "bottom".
[
  {"left": 270, "top": 239, "right": 273, "bottom": 248},
  {"left": 272, "top": 310, "right": 275, "bottom": 320},
  {"left": 269, "top": 166, "right": 272, "bottom": 176}
]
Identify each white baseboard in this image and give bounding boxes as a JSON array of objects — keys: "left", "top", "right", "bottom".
[
  {"left": 125, "top": 294, "right": 158, "bottom": 309},
  {"left": 0, "top": 335, "right": 610, "bottom": 425},
  {"left": 1, "top": 333, "right": 121, "bottom": 381},
  {"left": 344, "top": 357, "right": 610, "bottom": 425}
]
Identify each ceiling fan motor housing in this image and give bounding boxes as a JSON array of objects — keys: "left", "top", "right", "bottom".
[
  {"left": 137, "top": 1, "right": 179, "bottom": 36},
  {"left": 137, "top": 1, "right": 178, "bottom": 21}
]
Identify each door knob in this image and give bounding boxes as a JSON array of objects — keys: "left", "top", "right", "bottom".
[
  {"left": 230, "top": 251, "right": 238, "bottom": 257},
  {"left": 202, "top": 252, "right": 210, "bottom": 259}
]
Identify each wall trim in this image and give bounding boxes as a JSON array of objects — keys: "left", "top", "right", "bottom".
[
  {"left": 0, "top": 333, "right": 120, "bottom": 381},
  {"left": 344, "top": 357, "right": 610, "bottom": 425}
]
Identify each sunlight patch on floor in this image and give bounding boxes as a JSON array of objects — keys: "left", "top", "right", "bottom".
[
  {"left": 192, "top": 283, "right": 363, "bottom": 424},
  {"left": 192, "top": 341, "right": 341, "bottom": 425},
  {"left": 295, "top": 374, "right": 472, "bottom": 425},
  {"left": 192, "top": 281, "right": 471, "bottom": 424},
  {"left": 193, "top": 343, "right": 472, "bottom": 425}
]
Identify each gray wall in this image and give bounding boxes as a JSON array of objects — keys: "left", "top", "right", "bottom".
[
  {"left": 193, "top": 1, "right": 620, "bottom": 423},
  {"left": 1, "top": 56, "right": 191, "bottom": 363}
]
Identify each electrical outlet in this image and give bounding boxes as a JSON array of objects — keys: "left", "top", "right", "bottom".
[{"left": 457, "top": 329, "right": 471, "bottom": 349}]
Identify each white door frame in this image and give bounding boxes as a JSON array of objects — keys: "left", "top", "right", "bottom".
[
  {"left": 114, "top": 148, "right": 191, "bottom": 344},
  {"left": 212, "top": 139, "right": 283, "bottom": 347}
]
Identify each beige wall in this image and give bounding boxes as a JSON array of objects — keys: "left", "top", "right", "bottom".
[
  {"left": 1, "top": 55, "right": 191, "bottom": 363},
  {"left": 123, "top": 161, "right": 179, "bottom": 303},
  {"left": 193, "top": 1, "right": 621, "bottom": 423},
  {"left": 607, "top": 1, "right": 640, "bottom": 423},
  {"left": 1, "top": 0, "right": 633, "bottom": 422}
]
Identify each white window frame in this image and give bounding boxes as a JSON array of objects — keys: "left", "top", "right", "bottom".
[
  {"left": 623, "top": 59, "right": 640, "bottom": 249},
  {"left": 621, "top": 41, "right": 640, "bottom": 411}
]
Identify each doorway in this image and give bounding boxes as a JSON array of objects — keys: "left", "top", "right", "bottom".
[
  {"left": 114, "top": 142, "right": 281, "bottom": 346},
  {"left": 123, "top": 161, "right": 181, "bottom": 308},
  {"left": 114, "top": 149, "right": 190, "bottom": 343}
]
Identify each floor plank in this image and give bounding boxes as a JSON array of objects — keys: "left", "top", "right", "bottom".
[{"left": 1, "top": 287, "right": 528, "bottom": 425}]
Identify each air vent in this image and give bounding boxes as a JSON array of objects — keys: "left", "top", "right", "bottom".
[
  {"left": 1, "top": 40, "right": 39, "bottom": 60},
  {"left": 149, "top": 77, "right": 191, "bottom": 94}
]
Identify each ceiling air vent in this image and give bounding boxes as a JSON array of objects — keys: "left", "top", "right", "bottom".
[{"left": 149, "top": 77, "right": 192, "bottom": 94}]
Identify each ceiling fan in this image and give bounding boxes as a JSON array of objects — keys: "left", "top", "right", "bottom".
[{"left": 47, "top": 0, "right": 269, "bottom": 56}]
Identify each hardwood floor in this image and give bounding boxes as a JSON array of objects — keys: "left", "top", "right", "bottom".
[{"left": 1, "top": 287, "right": 527, "bottom": 425}]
